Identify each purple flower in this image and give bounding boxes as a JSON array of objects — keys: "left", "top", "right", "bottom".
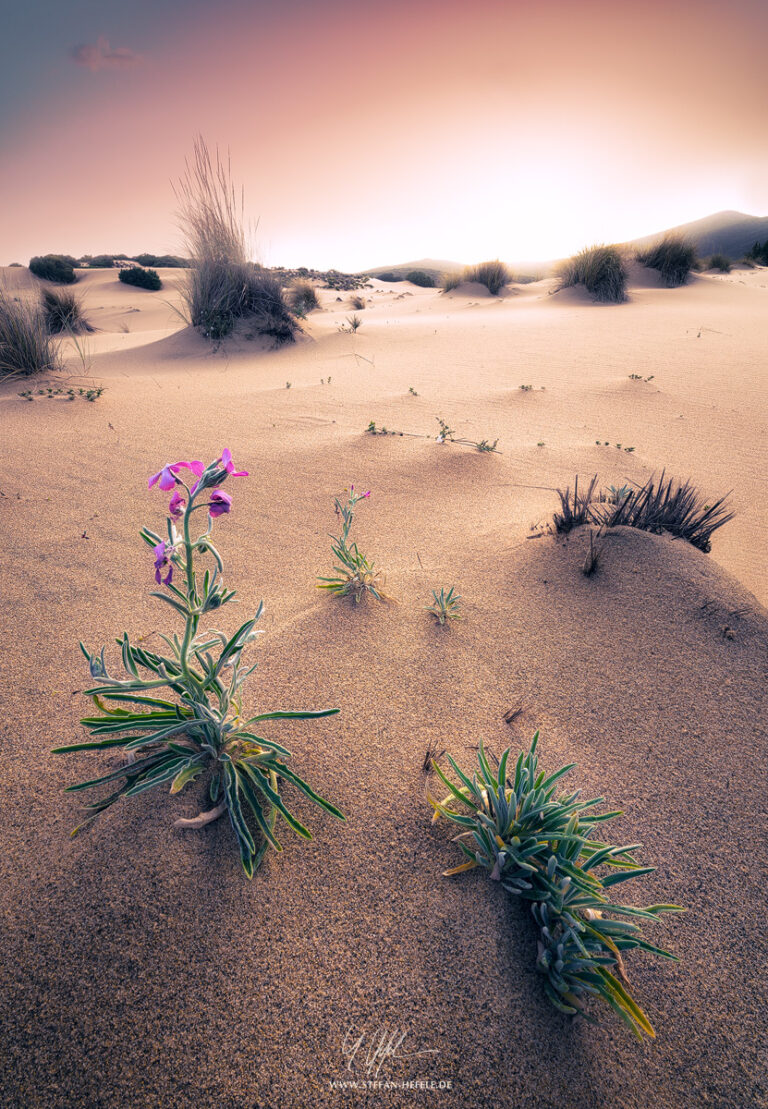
[
  {"left": 168, "top": 490, "right": 186, "bottom": 518},
  {"left": 153, "top": 540, "right": 174, "bottom": 585},
  {"left": 148, "top": 459, "right": 205, "bottom": 491},
  {"left": 219, "top": 448, "right": 249, "bottom": 478},
  {"left": 208, "top": 489, "right": 232, "bottom": 518}
]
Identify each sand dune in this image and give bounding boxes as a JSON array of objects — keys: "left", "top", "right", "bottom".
[{"left": 1, "top": 265, "right": 766, "bottom": 1108}]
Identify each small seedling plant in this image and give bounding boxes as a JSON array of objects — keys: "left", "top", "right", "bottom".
[
  {"left": 317, "top": 486, "right": 385, "bottom": 603},
  {"left": 430, "top": 733, "right": 682, "bottom": 1039},
  {"left": 54, "top": 449, "right": 344, "bottom": 877},
  {"left": 426, "top": 586, "right": 462, "bottom": 625},
  {"left": 366, "top": 418, "right": 499, "bottom": 454},
  {"left": 19, "top": 385, "right": 104, "bottom": 402}
]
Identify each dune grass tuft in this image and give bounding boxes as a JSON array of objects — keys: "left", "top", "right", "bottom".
[
  {"left": 41, "top": 287, "right": 94, "bottom": 335},
  {"left": 553, "top": 475, "right": 600, "bottom": 534},
  {"left": 463, "top": 259, "right": 510, "bottom": 295},
  {"left": 636, "top": 235, "right": 696, "bottom": 287},
  {"left": 441, "top": 272, "right": 462, "bottom": 292},
  {"left": 707, "top": 254, "right": 731, "bottom": 273},
  {"left": 598, "top": 472, "right": 734, "bottom": 552},
  {"left": 0, "top": 291, "right": 61, "bottom": 376},
  {"left": 557, "top": 245, "right": 627, "bottom": 303},
  {"left": 554, "top": 472, "right": 733, "bottom": 553},
  {"left": 175, "top": 136, "right": 296, "bottom": 343},
  {"left": 287, "top": 278, "right": 320, "bottom": 315}
]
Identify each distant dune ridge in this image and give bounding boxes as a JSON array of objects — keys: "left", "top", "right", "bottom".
[{"left": 368, "top": 210, "right": 768, "bottom": 278}]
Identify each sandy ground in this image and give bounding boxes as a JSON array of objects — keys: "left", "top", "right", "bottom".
[{"left": 1, "top": 265, "right": 767, "bottom": 1109}]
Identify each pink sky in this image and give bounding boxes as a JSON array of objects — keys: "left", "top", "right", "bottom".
[{"left": 2, "top": 0, "right": 767, "bottom": 269}]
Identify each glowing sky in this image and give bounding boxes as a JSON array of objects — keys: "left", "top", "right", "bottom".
[{"left": 2, "top": 0, "right": 767, "bottom": 269}]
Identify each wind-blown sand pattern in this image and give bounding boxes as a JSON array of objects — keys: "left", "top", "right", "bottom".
[{"left": 1, "top": 266, "right": 767, "bottom": 1108}]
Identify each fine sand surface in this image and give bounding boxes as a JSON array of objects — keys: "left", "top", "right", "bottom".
[{"left": 1, "top": 266, "right": 767, "bottom": 1109}]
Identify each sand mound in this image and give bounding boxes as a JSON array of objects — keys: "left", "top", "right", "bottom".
[{"left": 1, "top": 488, "right": 765, "bottom": 1108}]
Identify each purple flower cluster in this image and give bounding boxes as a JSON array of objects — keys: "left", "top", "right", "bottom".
[{"left": 148, "top": 448, "right": 248, "bottom": 584}]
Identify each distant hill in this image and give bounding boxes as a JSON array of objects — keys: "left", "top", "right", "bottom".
[
  {"left": 363, "top": 258, "right": 464, "bottom": 279},
  {"left": 629, "top": 211, "right": 768, "bottom": 261}
]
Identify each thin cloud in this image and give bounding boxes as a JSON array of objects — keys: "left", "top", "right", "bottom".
[{"left": 70, "top": 36, "right": 143, "bottom": 72}]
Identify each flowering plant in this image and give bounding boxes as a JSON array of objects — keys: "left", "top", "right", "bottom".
[
  {"left": 54, "top": 449, "right": 344, "bottom": 877},
  {"left": 317, "top": 486, "right": 385, "bottom": 603}
]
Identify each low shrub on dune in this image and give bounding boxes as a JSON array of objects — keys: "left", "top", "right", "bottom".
[
  {"left": 119, "top": 266, "right": 162, "bottom": 290},
  {"left": 41, "top": 287, "right": 94, "bottom": 335},
  {"left": 287, "top": 278, "right": 320, "bottom": 315},
  {"left": 463, "top": 259, "right": 510, "bottom": 295},
  {"left": 636, "top": 235, "right": 696, "bottom": 287},
  {"left": 0, "top": 291, "right": 60, "bottom": 376},
  {"left": 377, "top": 271, "right": 401, "bottom": 282},
  {"left": 29, "top": 254, "right": 77, "bottom": 284},
  {"left": 556, "top": 245, "right": 627, "bottom": 303},
  {"left": 406, "top": 270, "right": 435, "bottom": 287}
]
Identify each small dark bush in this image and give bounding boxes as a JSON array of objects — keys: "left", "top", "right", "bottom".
[
  {"left": 463, "top": 260, "right": 510, "bottom": 296},
  {"left": 637, "top": 235, "right": 696, "bottom": 287},
  {"left": 0, "top": 292, "right": 60, "bottom": 376},
  {"left": 556, "top": 245, "right": 627, "bottom": 303},
  {"left": 350, "top": 294, "right": 366, "bottom": 310},
  {"left": 406, "top": 270, "right": 435, "bottom": 287},
  {"left": 132, "top": 253, "right": 189, "bottom": 268},
  {"left": 287, "top": 278, "right": 320, "bottom": 315},
  {"left": 707, "top": 254, "right": 731, "bottom": 273},
  {"left": 41, "top": 288, "right": 94, "bottom": 334},
  {"left": 119, "top": 266, "right": 162, "bottom": 290},
  {"left": 87, "top": 255, "right": 115, "bottom": 268},
  {"left": 377, "top": 271, "right": 401, "bottom": 282},
  {"left": 8, "top": 262, "right": 22, "bottom": 268},
  {"left": 29, "top": 255, "right": 77, "bottom": 284}
]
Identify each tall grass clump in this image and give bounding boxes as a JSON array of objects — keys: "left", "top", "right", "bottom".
[
  {"left": 430, "top": 734, "right": 682, "bottom": 1039},
  {"left": 557, "top": 245, "right": 627, "bottom": 303},
  {"left": 636, "top": 235, "right": 696, "bottom": 287},
  {"left": 29, "top": 255, "right": 77, "bottom": 284},
  {"left": 41, "top": 288, "right": 94, "bottom": 334},
  {"left": 463, "top": 260, "right": 510, "bottom": 295},
  {"left": 441, "top": 272, "right": 462, "bottom": 292},
  {"left": 175, "top": 137, "right": 296, "bottom": 343},
  {"left": 287, "top": 278, "right": 320, "bottom": 315},
  {"left": 0, "top": 290, "right": 60, "bottom": 376}
]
